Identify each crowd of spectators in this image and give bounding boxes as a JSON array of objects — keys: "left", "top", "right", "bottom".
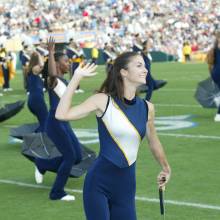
[{"left": 0, "top": 0, "right": 220, "bottom": 56}]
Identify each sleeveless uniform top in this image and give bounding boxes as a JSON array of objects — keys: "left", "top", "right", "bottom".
[
  {"left": 27, "top": 72, "right": 44, "bottom": 97},
  {"left": 48, "top": 77, "right": 68, "bottom": 112},
  {"left": 97, "top": 96, "right": 148, "bottom": 168}
]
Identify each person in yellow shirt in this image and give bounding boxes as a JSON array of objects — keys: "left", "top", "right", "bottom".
[
  {"left": 183, "top": 42, "right": 192, "bottom": 62},
  {"left": 0, "top": 45, "right": 14, "bottom": 92},
  {"left": 91, "top": 46, "right": 99, "bottom": 65}
]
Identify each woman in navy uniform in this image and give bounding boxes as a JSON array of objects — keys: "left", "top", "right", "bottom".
[
  {"left": 207, "top": 32, "right": 220, "bottom": 121},
  {"left": 56, "top": 52, "right": 171, "bottom": 219},
  {"left": 19, "top": 43, "right": 30, "bottom": 90},
  {"left": 34, "top": 38, "right": 82, "bottom": 201},
  {"left": 133, "top": 37, "right": 167, "bottom": 100},
  {"left": 26, "top": 52, "right": 48, "bottom": 132}
]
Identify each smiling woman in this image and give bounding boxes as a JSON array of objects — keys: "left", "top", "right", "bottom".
[{"left": 56, "top": 51, "right": 171, "bottom": 220}]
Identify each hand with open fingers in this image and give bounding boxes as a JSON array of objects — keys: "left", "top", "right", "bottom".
[
  {"left": 47, "top": 36, "right": 55, "bottom": 53},
  {"left": 157, "top": 169, "right": 171, "bottom": 189},
  {"left": 73, "top": 63, "right": 97, "bottom": 80}
]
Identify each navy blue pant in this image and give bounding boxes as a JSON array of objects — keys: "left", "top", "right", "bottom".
[
  {"left": 2, "top": 65, "right": 10, "bottom": 89},
  {"left": 83, "top": 156, "right": 136, "bottom": 220},
  {"left": 212, "top": 68, "right": 220, "bottom": 114},
  {"left": 27, "top": 94, "right": 48, "bottom": 132},
  {"left": 35, "top": 114, "right": 82, "bottom": 200}
]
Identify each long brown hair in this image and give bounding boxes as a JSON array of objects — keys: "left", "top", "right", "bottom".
[
  {"left": 41, "top": 52, "right": 66, "bottom": 89},
  {"left": 26, "top": 51, "right": 41, "bottom": 75},
  {"left": 97, "top": 51, "right": 139, "bottom": 101},
  {"left": 207, "top": 32, "right": 220, "bottom": 66}
]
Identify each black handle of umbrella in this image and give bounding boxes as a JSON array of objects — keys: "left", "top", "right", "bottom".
[{"left": 159, "top": 188, "right": 165, "bottom": 215}]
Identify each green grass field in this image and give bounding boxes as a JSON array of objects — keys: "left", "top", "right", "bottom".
[{"left": 0, "top": 63, "right": 220, "bottom": 220}]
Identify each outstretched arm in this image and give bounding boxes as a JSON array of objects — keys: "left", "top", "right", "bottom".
[
  {"left": 47, "top": 37, "right": 57, "bottom": 77},
  {"left": 146, "top": 102, "right": 171, "bottom": 189},
  {"left": 55, "top": 63, "right": 102, "bottom": 121}
]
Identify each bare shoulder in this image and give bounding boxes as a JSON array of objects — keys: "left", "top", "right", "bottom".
[
  {"left": 145, "top": 100, "right": 155, "bottom": 121},
  {"left": 92, "top": 93, "right": 109, "bottom": 100},
  {"left": 91, "top": 93, "right": 109, "bottom": 116},
  {"left": 91, "top": 93, "right": 109, "bottom": 107}
]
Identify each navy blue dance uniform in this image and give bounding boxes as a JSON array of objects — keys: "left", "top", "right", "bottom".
[
  {"left": 27, "top": 72, "right": 48, "bottom": 132},
  {"left": 133, "top": 45, "right": 155, "bottom": 101},
  {"left": 83, "top": 96, "right": 148, "bottom": 220},
  {"left": 35, "top": 77, "right": 82, "bottom": 200},
  {"left": 212, "top": 48, "right": 220, "bottom": 114}
]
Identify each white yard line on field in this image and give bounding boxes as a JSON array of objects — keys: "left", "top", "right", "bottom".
[
  {"left": 160, "top": 89, "right": 196, "bottom": 92},
  {"left": 0, "top": 179, "right": 220, "bottom": 211},
  {"left": 155, "top": 103, "right": 201, "bottom": 108},
  {"left": 158, "top": 132, "right": 220, "bottom": 140}
]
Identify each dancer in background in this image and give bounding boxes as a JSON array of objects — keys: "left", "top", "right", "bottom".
[
  {"left": 19, "top": 42, "right": 30, "bottom": 91},
  {"left": 133, "top": 36, "right": 167, "bottom": 100},
  {"left": 26, "top": 52, "right": 48, "bottom": 132},
  {"left": 34, "top": 38, "right": 82, "bottom": 201}
]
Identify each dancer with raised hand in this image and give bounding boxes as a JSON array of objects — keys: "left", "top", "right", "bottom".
[
  {"left": 56, "top": 51, "right": 171, "bottom": 219},
  {"left": 26, "top": 51, "right": 48, "bottom": 132},
  {"left": 34, "top": 37, "right": 82, "bottom": 201}
]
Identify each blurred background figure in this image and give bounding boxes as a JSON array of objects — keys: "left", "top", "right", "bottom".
[
  {"left": 183, "top": 42, "right": 192, "bottom": 63},
  {"left": 35, "top": 38, "right": 49, "bottom": 62},
  {"left": 91, "top": 44, "right": 99, "bottom": 65},
  {"left": 207, "top": 32, "right": 220, "bottom": 122},
  {"left": 66, "top": 38, "right": 84, "bottom": 93},
  {"left": 102, "top": 43, "right": 117, "bottom": 74},
  {"left": 26, "top": 51, "right": 48, "bottom": 132},
  {"left": 19, "top": 42, "right": 30, "bottom": 91},
  {"left": 0, "top": 44, "right": 15, "bottom": 92},
  {"left": 133, "top": 36, "right": 167, "bottom": 100}
]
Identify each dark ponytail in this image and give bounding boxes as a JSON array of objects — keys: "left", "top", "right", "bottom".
[
  {"left": 97, "top": 51, "right": 139, "bottom": 101},
  {"left": 42, "top": 52, "right": 66, "bottom": 89}
]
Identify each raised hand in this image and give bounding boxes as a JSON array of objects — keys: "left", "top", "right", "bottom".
[
  {"left": 47, "top": 36, "right": 55, "bottom": 54},
  {"left": 73, "top": 63, "right": 97, "bottom": 80}
]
